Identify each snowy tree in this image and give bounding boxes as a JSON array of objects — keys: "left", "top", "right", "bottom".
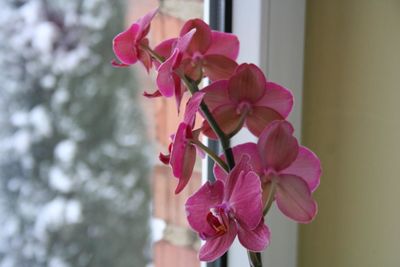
[{"left": 0, "top": 0, "right": 151, "bottom": 266}]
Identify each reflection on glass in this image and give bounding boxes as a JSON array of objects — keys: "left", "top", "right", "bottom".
[{"left": 0, "top": 1, "right": 151, "bottom": 266}]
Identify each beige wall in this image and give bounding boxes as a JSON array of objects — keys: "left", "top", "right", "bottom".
[{"left": 299, "top": 1, "right": 400, "bottom": 266}]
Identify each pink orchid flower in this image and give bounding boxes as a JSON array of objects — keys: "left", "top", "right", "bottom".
[
  {"left": 112, "top": 9, "right": 158, "bottom": 71},
  {"left": 155, "top": 19, "right": 239, "bottom": 81},
  {"left": 202, "top": 63, "right": 293, "bottom": 138},
  {"left": 160, "top": 92, "right": 204, "bottom": 194},
  {"left": 186, "top": 155, "right": 270, "bottom": 261},
  {"left": 214, "top": 120, "right": 321, "bottom": 223}
]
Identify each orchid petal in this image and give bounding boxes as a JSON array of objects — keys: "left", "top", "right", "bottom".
[
  {"left": 156, "top": 48, "right": 181, "bottom": 97},
  {"left": 112, "top": 23, "right": 140, "bottom": 65},
  {"left": 176, "top": 28, "right": 197, "bottom": 52},
  {"left": 170, "top": 123, "right": 196, "bottom": 193},
  {"left": 154, "top": 38, "right": 176, "bottom": 65},
  {"left": 281, "top": 146, "right": 322, "bottom": 192},
  {"left": 228, "top": 64, "right": 266, "bottom": 102},
  {"left": 185, "top": 180, "right": 225, "bottom": 237},
  {"left": 237, "top": 220, "right": 270, "bottom": 252},
  {"left": 202, "top": 80, "right": 230, "bottom": 111},
  {"left": 199, "top": 221, "right": 237, "bottom": 262},
  {"left": 136, "top": 8, "right": 158, "bottom": 39},
  {"left": 229, "top": 170, "right": 263, "bottom": 230},
  {"left": 137, "top": 42, "right": 153, "bottom": 72},
  {"left": 207, "top": 31, "right": 239, "bottom": 60},
  {"left": 246, "top": 106, "right": 284, "bottom": 137},
  {"left": 258, "top": 120, "right": 299, "bottom": 171},
  {"left": 180, "top": 19, "right": 212, "bottom": 54},
  {"left": 203, "top": 55, "right": 238, "bottom": 81},
  {"left": 254, "top": 81, "right": 294, "bottom": 118},
  {"left": 143, "top": 90, "right": 162, "bottom": 98},
  {"left": 214, "top": 143, "right": 263, "bottom": 182},
  {"left": 275, "top": 174, "right": 318, "bottom": 223},
  {"left": 184, "top": 91, "right": 205, "bottom": 125},
  {"left": 201, "top": 104, "right": 239, "bottom": 139},
  {"left": 182, "top": 58, "right": 203, "bottom": 81}
]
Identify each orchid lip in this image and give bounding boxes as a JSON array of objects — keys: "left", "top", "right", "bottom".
[{"left": 236, "top": 101, "right": 252, "bottom": 115}]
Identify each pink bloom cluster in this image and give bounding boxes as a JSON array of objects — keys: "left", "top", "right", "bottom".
[{"left": 112, "top": 9, "right": 321, "bottom": 263}]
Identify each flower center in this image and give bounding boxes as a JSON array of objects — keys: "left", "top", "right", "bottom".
[
  {"left": 206, "top": 206, "right": 229, "bottom": 237},
  {"left": 236, "top": 101, "right": 252, "bottom": 115}
]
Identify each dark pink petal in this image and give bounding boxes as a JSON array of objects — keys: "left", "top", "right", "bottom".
[
  {"left": 184, "top": 91, "right": 205, "bottom": 125},
  {"left": 112, "top": 23, "right": 140, "bottom": 65},
  {"left": 143, "top": 90, "right": 162, "bottom": 98},
  {"left": 254, "top": 81, "right": 294, "bottom": 118},
  {"left": 180, "top": 19, "right": 212, "bottom": 55},
  {"left": 258, "top": 120, "right": 299, "bottom": 171},
  {"left": 199, "top": 221, "right": 237, "bottom": 262},
  {"left": 156, "top": 49, "right": 181, "bottom": 97},
  {"left": 207, "top": 31, "right": 240, "bottom": 60},
  {"left": 229, "top": 170, "right": 263, "bottom": 230},
  {"left": 202, "top": 55, "right": 238, "bottom": 81},
  {"left": 246, "top": 106, "right": 284, "bottom": 137},
  {"left": 275, "top": 174, "right": 318, "bottom": 223},
  {"left": 228, "top": 64, "right": 267, "bottom": 102},
  {"left": 201, "top": 104, "right": 240, "bottom": 139},
  {"left": 136, "top": 8, "right": 158, "bottom": 39},
  {"left": 214, "top": 143, "right": 263, "bottom": 182},
  {"left": 111, "top": 59, "right": 129, "bottom": 68},
  {"left": 281, "top": 146, "right": 321, "bottom": 192},
  {"left": 237, "top": 220, "right": 270, "bottom": 251},
  {"left": 202, "top": 80, "right": 230, "bottom": 111},
  {"left": 170, "top": 123, "right": 196, "bottom": 193},
  {"left": 185, "top": 180, "right": 224, "bottom": 236},
  {"left": 173, "top": 75, "right": 184, "bottom": 113},
  {"left": 137, "top": 42, "right": 153, "bottom": 72}
]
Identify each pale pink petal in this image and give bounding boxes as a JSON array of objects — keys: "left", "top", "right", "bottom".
[
  {"left": 184, "top": 91, "right": 205, "bottom": 125},
  {"left": 245, "top": 106, "right": 284, "bottom": 137},
  {"left": 201, "top": 104, "right": 239, "bottom": 139},
  {"left": 154, "top": 38, "right": 176, "bottom": 59},
  {"left": 229, "top": 171, "right": 263, "bottom": 230},
  {"left": 156, "top": 48, "right": 181, "bottom": 97},
  {"left": 136, "top": 8, "right": 158, "bottom": 38},
  {"left": 254, "top": 82, "right": 294, "bottom": 118},
  {"left": 237, "top": 220, "right": 270, "bottom": 251},
  {"left": 180, "top": 19, "right": 212, "bottom": 54},
  {"left": 112, "top": 23, "right": 140, "bottom": 65},
  {"left": 275, "top": 174, "right": 318, "bottom": 223},
  {"left": 185, "top": 180, "right": 225, "bottom": 237},
  {"left": 258, "top": 120, "right": 299, "bottom": 171},
  {"left": 281, "top": 146, "right": 322, "bottom": 192},
  {"left": 214, "top": 143, "right": 263, "bottom": 182},
  {"left": 202, "top": 80, "right": 230, "bottom": 111},
  {"left": 199, "top": 221, "right": 237, "bottom": 262},
  {"left": 176, "top": 29, "right": 197, "bottom": 52},
  {"left": 228, "top": 64, "right": 267, "bottom": 102},
  {"left": 207, "top": 31, "right": 239, "bottom": 60},
  {"left": 223, "top": 155, "right": 252, "bottom": 199},
  {"left": 203, "top": 55, "right": 238, "bottom": 81}
]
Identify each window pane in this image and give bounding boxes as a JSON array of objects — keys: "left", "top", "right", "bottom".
[{"left": 0, "top": 1, "right": 151, "bottom": 266}]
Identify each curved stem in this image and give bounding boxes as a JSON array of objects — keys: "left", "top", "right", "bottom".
[
  {"left": 263, "top": 181, "right": 277, "bottom": 216},
  {"left": 190, "top": 139, "right": 229, "bottom": 173},
  {"left": 247, "top": 251, "right": 262, "bottom": 267}
]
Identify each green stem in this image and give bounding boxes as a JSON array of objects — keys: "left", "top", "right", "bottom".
[
  {"left": 227, "top": 108, "right": 249, "bottom": 139},
  {"left": 263, "top": 181, "right": 277, "bottom": 216},
  {"left": 190, "top": 139, "right": 229, "bottom": 173},
  {"left": 247, "top": 251, "right": 263, "bottom": 267}
]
